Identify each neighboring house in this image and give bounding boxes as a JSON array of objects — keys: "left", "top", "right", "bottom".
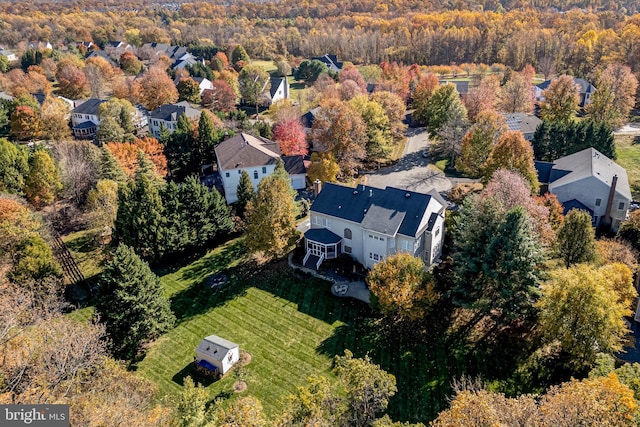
[
  {"left": 104, "top": 41, "right": 133, "bottom": 60},
  {"left": 195, "top": 335, "right": 240, "bottom": 375},
  {"left": 501, "top": 113, "right": 542, "bottom": 141},
  {"left": 27, "top": 41, "right": 52, "bottom": 50},
  {"left": 535, "top": 77, "right": 596, "bottom": 108},
  {"left": 312, "top": 54, "right": 343, "bottom": 72},
  {"left": 535, "top": 147, "right": 631, "bottom": 232},
  {"left": 301, "top": 106, "right": 321, "bottom": 130},
  {"left": 148, "top": 101, "right": 201, "bottom": 138},
  {"left": 0, "top": 91, "right": 14, "bottom": 102},
  {"left": 267, "top": 77, "right": 290, "bottom": 104},
  {"left": 304, "top": 182, "right": 446, "bottom": 270},
  {"left": 71, "top": 98, "right": 106, "bottom": 139},
  {"left": 214, "top": 132, "right": 307, "bottom": 204},
  {"left": 0, "top": 48, "right": 17, "bottom": 62},
  {"left": 85, "top": 50, "right": 117, "bottom": 66},
  {"left": 32, "top": 93, "right": 75, "bottom": 118}
]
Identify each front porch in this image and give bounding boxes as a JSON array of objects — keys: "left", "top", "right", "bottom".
[{"left": 303, "top": 228, "right": 342, "bottom": 270}]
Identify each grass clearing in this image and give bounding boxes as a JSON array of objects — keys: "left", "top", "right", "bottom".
[{"left": 615, "top": 134, "right": 640, "bottom": 200}]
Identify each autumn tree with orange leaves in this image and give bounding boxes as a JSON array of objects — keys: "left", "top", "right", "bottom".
[{"left": 106, "top": 137, "right": 167, "bottom": 178}]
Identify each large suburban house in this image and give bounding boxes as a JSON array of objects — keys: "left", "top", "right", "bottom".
[
  {"left": 535, "top": 147, "right": 631, "bottom": 232},
  {"left": 535, "top": 77, "right": 596, "bottom": 108},
  {"left": 304, "top": 182, "right": 446, "bottom": 270},
  {"left": 312, "top": 54, "right": 343, "bottom": 72},
  {"left": 214, "top": 133, "right": 307, "bottom": 204},
  {"left": 149, "top": 101, "right": 201, "bottom": 138},
  {"left": 174, "top": 76, "right": 214, "bottom": 95},
  {"left": 71, "top": 98, "right": 106, "bottom": 139},
  {"left": 502, "top": 113, "right": 542, "bottom": 141}
]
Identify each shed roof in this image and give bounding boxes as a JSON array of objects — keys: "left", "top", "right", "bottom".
[{"left": 197, "top": 335, "right": 238, "bottom": 362}]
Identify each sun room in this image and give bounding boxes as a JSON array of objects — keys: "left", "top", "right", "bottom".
[{"left": 303, "top": 228, "right": 342, "bottom": 269}]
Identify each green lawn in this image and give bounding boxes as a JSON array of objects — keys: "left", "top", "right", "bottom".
[
  {"left": 62, "top": 233, "right": 488, "bottom": 423},
  {"left": 615, "top": 134, "right": 640, "bottom": 200}
]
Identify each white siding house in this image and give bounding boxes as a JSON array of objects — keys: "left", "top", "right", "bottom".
[
  {"left": 536, "top": 147, "right": 631, "bottom": 232},
  {"left": 195, "top": 335, "right": 240, "bottom": 375},
  {"left": 304, "top": 183, "right": 446, "bottom": 270},
  {"left": 71, "top": 98, "right": 106, "bottom": 139},
  {"left": 215, "top": 133, "right": 307, "bottom": 204},
  {"left": 148, "top": 101, "right": 201, "bottom": 138}
]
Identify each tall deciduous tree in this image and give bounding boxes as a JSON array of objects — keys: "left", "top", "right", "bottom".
[
  {"left": 245, "top": 173, "right": 298, "bottom": 258},
  {"left": 96, "top": 244, "right": 174, "bottom": 360},
  {"left": 483, "top": 130, "right": 539, "bottom": 193},
  {"left": 40, "top": 96, "right": 72, "bottom": 141},
  {"left": 273, "top": 119, "right": 308, "bottom": 156},
  {"left": 350, "top": 95, "right": 393, "bottom": 161},
  {"left": 463, "top": 74, "right": 500, "bottom": 122},
  {"left": 0, "top": 138, "right": 29, "bottom": 194},
  {"left": 306, "top": 151, "right": 340, "bottom": 184},
  {"left": 537, "top": 265, "right": 631, "bottom": 368},
  {"left": 367, "top": 252, "right": 439, "bottom": 323},
  {"left": 24, "top": 149, "right": 62, "bottom": 208},
  {"left": 539, "top": 75, "right": 579, "bottom": 125},
  {"left": 420, "top": 84, "right": 467, "bottom": 138},
  {"left": 432, "top": 107, "right": 470, "bottom": 166},
  {"left": 238, "top": 65, "right": 270, "bottom": 115},
  {"left": 311, "top": 98, "right": 367, "bottom": 177},
  {"left": 202, "top": 80, "right": 236, "bottom": 112},
  {"left": 556, "top": 209, "right": 596, "bottom": 268},
  {"left": 177, "top": 77, "right": 202, "bottom": 104},
  {"left": 456, "top": 110, "right": 507, "bottom": 177},
  {"left": 333, "top": 350, "right": 397, "bottom": 427},
  {"left": 370, "top": 91, "right": 407, "bottom": 142},
  {"left": 86, "top": 179, "right": 119, "bottom": 236},
  {"left": 138, "top": 65, "right": 179, "bottom": 111},
  {"left": 55, "top": 61, "right": 89, "bottom": 99},
  {"left": 496, "top": 74, "right": 533, "bottom": 113}
]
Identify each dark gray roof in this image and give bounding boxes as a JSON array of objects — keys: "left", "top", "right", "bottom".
[
  {"left": 502, "top": 113, "right": 542, "bottom": 135},
  {"left": 562, "top": 199, "right": 593, "bottom": 216},
  {"left": 301, "top": 107, "right": 321, "bottom": 128},
  {"left": 439, "top": 80, "right": 469, "bottom": 95},
  {"left": 311, "top": 183, "right": 444, "bottom": 237},
  {"left": 535, "top": 161, "right": 554, "bottom": 184},
  {"left": 149, "top": 102, "right": 200, "bottom": 121},
  {"left": 73, "top": 121, "right": 97, "bottom": 130},
  {"left": 269, "top": 77, "right": 285, "bottom": 98},
  {"left": 85, "top": 50, "right": 117, "bottom": 66},
  {"left": 312, "top": 54, "right": 343, "bottom": 71},
  {"left": 215, "top": 133, "right": 281, "bottom": 170},
  {"left": 72, "top": 98, "right": 106, "bottom": 115},
  {"left": 282, "top": 155, "right": 306, "bottom": 175},
  {"left": 304, "top": 228, "right": 342, "bottom": 245}
]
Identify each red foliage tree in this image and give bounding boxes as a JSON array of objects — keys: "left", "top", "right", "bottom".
[
  {"left": 273, "top": 119, "right": 308, "bottom": 156},
  {"left": 201, "top": 80, "right": 237, "bottom": 112},
  {"left": 55, "top": 62, "right": 89, "bottom": 99},
  {"left": 339, "top": 64, "right": 367, "bottom": 92}
]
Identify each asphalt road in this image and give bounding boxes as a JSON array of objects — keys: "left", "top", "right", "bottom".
[{"left": 364, "top": 127, "right": 454, "bottom": 193}]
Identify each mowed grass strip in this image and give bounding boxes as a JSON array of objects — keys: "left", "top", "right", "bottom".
[
  {"left": 135, "top": 239, "right": 355, "bottom": 417},
  {"left": 615, "top": 134, "right": 640, "bottom": 200}
]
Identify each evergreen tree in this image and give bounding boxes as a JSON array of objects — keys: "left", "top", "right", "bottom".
[
  {"left": 198, "top": 111, "right": 218, "bottom": 165},
  {"left": 532, "top": 120, "right": 615, "bottom": 162},
  {"left": 100, "top": 146, "right": 127, "bottom": 184},
  {"left": 236, "top": 170, "right": 254, "bottom": 218},
  {"left": 96, "top": 244, "right": 175, "bottom": 360},
  {"left": 165, "top": 114, "right": 197, "bottom": 181},
  {"left": 161, "top": 180, "right": 188, "bottom": 254},
  {"left": 419, "top": 83, "right": 467, "bottom": 138},
  {"left": 115, "top": 154, "right": 166, "bottom": 262},
  {"left": 245, "top": 172, "right": 298, "bottom": 258},
  {"left": 556, "top": 209, "right": 597, "bottom": 268}
]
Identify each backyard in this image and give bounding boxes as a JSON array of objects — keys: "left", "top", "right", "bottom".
[
  {"left": 64, "top": 234, "right": 467, "bottom": 423},
  {"left": 615, "top": 133, "right": 640, "bottom": 200}
]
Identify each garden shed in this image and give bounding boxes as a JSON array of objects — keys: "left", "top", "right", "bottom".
[{"left": 195, "top": 335, "right": 240, "bottom": 375}]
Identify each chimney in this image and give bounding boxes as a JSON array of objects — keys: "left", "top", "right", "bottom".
[
  {"left": 313, "top": 179, "right": 322, "bottom": 197},
  {"left": 602, "top": 174, "right": 618, "bottom": 229}
]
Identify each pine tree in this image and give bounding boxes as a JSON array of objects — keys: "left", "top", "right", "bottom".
[
  {"left": 198, "top": 111, "right": 218, "bottom": 165},
  {"left": 161, "top": 181, "right": 188, "bottom": 255},
  {"left": 114, "top": 155, "right": 166, "bottom": 262},
  {"left": 96, "top": 244, "right": 174, "bottom": 360},
  {"left": 236, "top": 170, "right": 254, "bottom": 218},
  {"left": 100, "top": 146, "right": 127, "bottom": 184},
  {"left": 245, "top": 173, "right": 298, "bottom": 258},
  {"left": 556, "top": 209, "right": 597, "bottom": 268}
]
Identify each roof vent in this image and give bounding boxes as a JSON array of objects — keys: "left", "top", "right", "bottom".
[
  {"left": 369, "top": 189, "right": 373, "bottom": 197},
  {"left": 338, "top": 205, "right": 342, "bottom": 209},
  {"left": 353, "top": 190, "right": 358, "bottom": 195},
  {"left": 405, "top": 193, "right": 411, "bottom": 198}
]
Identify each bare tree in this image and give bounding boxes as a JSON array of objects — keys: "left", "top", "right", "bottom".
[{"left": 53, "top": 141, "right": 102, "bottom": 207}]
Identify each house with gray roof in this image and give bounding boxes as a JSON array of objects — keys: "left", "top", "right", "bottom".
[
  {"left": 535, "top": 77, "right": 596, "bottom": 108},
  {"left": 214, "top": 132, "right": 307, "bottom": 204},
  {"left": 195, "top": 335, "right": 239, "bottom": 375},
  {"left": 148, "top": 101, "right": 201, "bottom": 138},
  {"left": 71, "top": 98, "right": 106, "bottom": 139},
  {"left": 311, "top": 54, "right": 343, "bottom": 72},
  {"left": 304, "top": 182, "right": 446, "bottom": 270},
  {"left": 267, "top": 77, "right": 290, "bottom": 104},
  {"left": 501, "top": 113, "right": 542, "bottom": 141},
  {"left": 535, "top": 147, "right": 631, "bottom": 232}
]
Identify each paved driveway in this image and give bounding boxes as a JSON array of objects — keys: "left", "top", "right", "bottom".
[{"left": 364, "top": 127, "right": 454, "bottom": 193}]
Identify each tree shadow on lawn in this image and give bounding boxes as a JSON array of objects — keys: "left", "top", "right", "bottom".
[
  {"left": 169, "top": 239, "right": 253, "bottom": 324},
  {"left": 172, "top": 361, "right": 218, "bottom": 388},
  {"left": 315, "top": 302, "right": 537, "bottom": 424}
]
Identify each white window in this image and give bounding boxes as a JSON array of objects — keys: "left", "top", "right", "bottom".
[
  {"left": 400, "top": 240, "right": 410, "bottom": 250},
  {"left": 238, "top": 170, "right": 242, "bottom": 174},
  {"left": 435, "top": 228, "right": 440, "bottom": 237},
  {"left": 619, "top": 202, "right": 625, "bottom": 210},
  {"left": 344, "top": 228, "right": 352, "bottom": 239},
  {"left": 595, "top": 198, "right": 602, "bottom": 207},
  {"left": 373, "top": 254, "right": 380, "bottom": 261},
  {"left": 262, "top": 167, "right": 267, "bottom": 174},
  {"left": 254, "top": 171, "right": 258, "bottom": 179},
  {"left": 313, "top": 216, "right": 330, "bottom": 227},
  {"left": 380, "top": 237, "right": 384, "bottom": 242},
  {"left": 225, "top": 172, "right": 230, "bottom": 178},
  {"left": 344, "top": 246, "right": 352, "bottom": 254}
]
